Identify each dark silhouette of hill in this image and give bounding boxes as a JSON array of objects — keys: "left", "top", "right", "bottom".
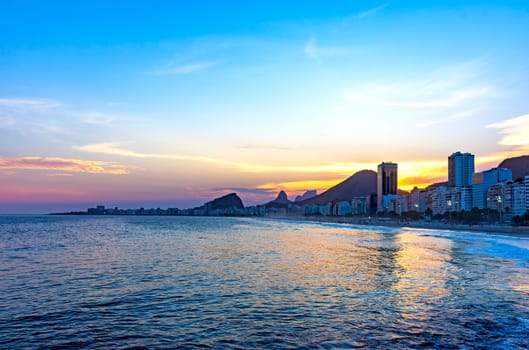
[
  {"left": 203, "top": 193, "right": 244, "bottom": 210},
  {"left": 266, "top": 190, "right": 291, "bottom": 208},
  {"left": 295, "top": 190, "right": 317, "bottom": 202},
  {"left": 298, "top": 170, "right": 377, "bottom": 206},
  {"left": 499, "top": 155, "right": 529, "bottom": 180},
  {"left": 426, "top": 181, "right": 448, "bottom": 189}
]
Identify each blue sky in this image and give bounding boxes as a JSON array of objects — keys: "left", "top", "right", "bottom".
[{"left": 1, "top": 1, "right": 529, "bottom": 213}]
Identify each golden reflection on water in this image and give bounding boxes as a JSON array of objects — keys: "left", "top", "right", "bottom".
[{"left": 392, "top": 230, "right": 453, "bottom": 321}]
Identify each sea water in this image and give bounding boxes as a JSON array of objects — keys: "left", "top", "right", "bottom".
[{"left": 1, "top": 215, "right": 528, "bottom": 349}]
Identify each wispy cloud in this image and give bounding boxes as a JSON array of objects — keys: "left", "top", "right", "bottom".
[
  {"left": 0, "top": 98, "right": 60, "bottom": 111},
  {"left": 304, "top": 38, "right": 360, "bottom": 61},
  {"left": 77, "top": 142, "right": 376, "bottom": 174},
  {"left": 344, "top": 60, "right": 498, "bottom": 118},
  {"left": 358, "top": 3, "right": 389, "bottom": 18},
  {"left": 0, "top": 156, "right": 130, "bottom": 175},
  {"left": 79, "top": 112, "right": 117, "bottom": 125},
  {"left": 210, "top": 187, "right": 276, "bottom": 195},
  {"left": 155, "top": 61, "right": 216, "bottom": 75},
  {"left": 346, "top": 84, "right": 492, "bottom": 108},
  {"left": 416, "top": 108, "right": 481, "bottom": 127},
  {"left": 0, "top": 115, "right": 72, "bottom": 135},
  {"left": 236, "top": 144, "right": 296, "bottom": 151},
  {"left": 487, "top": 113, "right": 529, "bottom": 146}
]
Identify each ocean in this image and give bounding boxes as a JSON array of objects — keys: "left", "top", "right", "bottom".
[{"left": 1, "top": 215, "right": 528, "bottom": 349}]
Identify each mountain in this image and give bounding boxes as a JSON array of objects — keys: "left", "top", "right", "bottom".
[
  {"left": 203, "top": 193, "right": 244, "bottom": 210},
  {"left": 298, "top": 170, "right": 377, "bottom": 206},
  {"left": 498, "top": 155, "right": 529, "bottom": 180},
  {"left": 295, "top": 190, "right": 317, "bottom": 202},
  {"left": 266, "top": 190, "right": 291, "bottom": 208}
]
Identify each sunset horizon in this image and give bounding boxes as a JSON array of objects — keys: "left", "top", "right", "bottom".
[{"left": 2, "top": 1, "right": 528, "bottom": 213}]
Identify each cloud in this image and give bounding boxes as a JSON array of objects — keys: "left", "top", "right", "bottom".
[
  {"left": 487, "top": 113, "right": 529, "bottom": 146},
  {"left": 0, "top": 156, "right": 130, "bottom": 175},
  {"left": 346, "top": 85, "right": 492, "bottom": 109},
  {"left": 79, "top": 112, "right": 117, "bottom": 125},
  {"left": 416, "top": 108, "right": 481, "bottom": 127},
  {"left": 77, "top": 142, "right": 376, "bottom": 174},
  {"left": 210, "top": 187, "right": 276, "bottom": 195},
  {"left": 304, "top": 38, "right": 359, "bottom": 61},
  {"left": 344, "top": 60, "right": 497, "bottom": 112},
  {"left": 236, "top": 144, "right": 296, "bottom": 151},
  {"left": 156, "top": 62, "right": 216, "bottom": 75},
  {"left": 358, "top": 3, "right": 389, "bottom": 18},
  {"left": 257, "top": 178, "right": 344, "bottom": 192},
  {"left": 0, "top": 98, "right": 60, "bottom": 111}
]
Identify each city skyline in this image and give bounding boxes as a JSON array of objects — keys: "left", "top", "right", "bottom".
[{"left": 1, "top": 1, "right": 529, "bottom": 213}]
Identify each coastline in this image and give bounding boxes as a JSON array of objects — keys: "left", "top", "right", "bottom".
[{"left": 261, "top": 214, "right": 529, "bottom": 238}]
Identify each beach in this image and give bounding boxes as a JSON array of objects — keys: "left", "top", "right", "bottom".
[{"left": 263, "top": 214, "right": 529, "bottom": 237}]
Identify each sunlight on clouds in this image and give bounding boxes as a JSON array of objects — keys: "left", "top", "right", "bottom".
[
  {"left": 258, "top": 178, "right": 345, "bottom": 193},
  {"left": 487, "top": 113, "right": 529, "bottom": 146},
  {"left": 0, "top": 156, "right": 130, "bottom": 175},
  {"left": 77, "top": 142, "right": 377, "bottom": 174}
]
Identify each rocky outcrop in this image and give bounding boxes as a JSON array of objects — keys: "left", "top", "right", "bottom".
[
  {"left": 203, "top": 193, "right": 244, "bottom": 210},
  {"left": 295, "top": 190, "right": 317, "bottom": 202}
]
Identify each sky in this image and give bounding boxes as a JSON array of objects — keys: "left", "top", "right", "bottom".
[{"left": 1, "top": 0, "right": 529, "bottom": 213}]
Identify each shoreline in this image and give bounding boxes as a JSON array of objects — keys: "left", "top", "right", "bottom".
[{"left": 261, "top": 214, "right": 529, "bottom": 238}]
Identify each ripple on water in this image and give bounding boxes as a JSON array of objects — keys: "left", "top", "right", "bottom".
[{"left": 1, "top": 215, "right": 528, "bottom": 349}]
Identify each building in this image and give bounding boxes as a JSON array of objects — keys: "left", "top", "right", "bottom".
[
  {"left": 472, "top": 168, "right": 512, "bottom": 209},
  {"left": 409, "top": 187, "right": 428, "bottom": 213},
  {"left": 505, "top": 176, "right": 529, "bottom": 217},
  {"left": 448, "top": 186, "right": 472, "bottom": 212},
  {"left": 448, "top": 151, "right": 475, "bottom": 187},
  {"left": 428, "top": 186, "right": 448, "bottom": 215},
  {"left": 377, "top": 162, "right": 398, "bottom": 211},
  {"left": 351, "top": 197, "right": 368, "bottom": 215},
  {"left": 333, "top": 201, "right": 353, "bottom": 216}
]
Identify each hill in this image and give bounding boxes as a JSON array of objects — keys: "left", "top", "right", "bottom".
[
  {"left": 203, "top": 193, "right": 244, "bottom": 210},
  {"left": 266, "top": 190, "right": 291, "bottom": 208},
  {"left": 498, "top": 155, "right": 529, "bottom": 180},
  {"left": 298, "top": 170, "right": 377, "bottom": 206}
]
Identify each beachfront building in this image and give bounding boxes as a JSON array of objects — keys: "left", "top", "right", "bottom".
[
  {"left": 428, "top": 186, "right": 448, "bottom": 215},
  {"left": 333, "top": 201, "right": 353, "bottom": 216},
  {"left": 381, "top": 194, "right": 408, "bottom": 215},
  {"left": 448, "top": 186, "right": 472, "bottom": 212},
  {"left": 507, "top": 177, "right": 529, "bottom": 217},
  {"left": 409, "top": 187, "right": 428, "bottom": 213},
  {"left": 448, "top": 151, "right": 474, "bottom": 187},
  {"left": 351, "top": 197, "right": 368, "bottom": 215},
  {"left": 377, "top": 162, "right": 398, "bottom": 211},
  {"left": 472, "top": 168, "right": 513, "bottom": 209}
]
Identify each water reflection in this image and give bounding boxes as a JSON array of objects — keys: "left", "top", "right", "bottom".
[
  {"left": 392, "top": 231, "right": 453, "bottom": 329},
  {"left": 1, "top": 216, "right": 529, "bottom": 349}
]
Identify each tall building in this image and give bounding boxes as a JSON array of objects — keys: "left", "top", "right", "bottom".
[
  {"left": 377, "top": 162, "right": 398, "bottom": 211},
  {"left": 448, "top": 151, "right": 475, "bottom": 187}
]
